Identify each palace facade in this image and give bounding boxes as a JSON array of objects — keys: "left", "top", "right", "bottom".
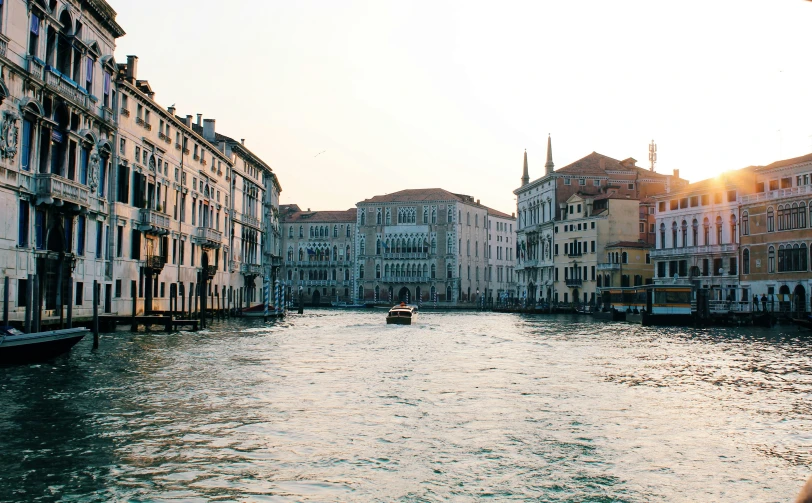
[
  {"left": 515, "top": 137, "right": 686, "bottom": 305},
  {"left": 2, "top": 1, "right": 282, "bottom": 325}
]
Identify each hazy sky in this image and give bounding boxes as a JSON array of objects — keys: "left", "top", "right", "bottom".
[{"left": 113, "top": 0, "right": 812, "bottom": 215}]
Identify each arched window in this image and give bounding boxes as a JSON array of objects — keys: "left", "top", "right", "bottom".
[
  {"left": 431, "top": 208, "right": 437, "bottom": 224},
  {"left": 716, "top": 216, "right": 723, "bottom": 244},
  {"left": 333, "top": 225, "right": 338, "bottom": 237},
  {"left": 767, "top": 207, "right": 775, "bottom": 232},
  {"left": 768, "top": 245, "right": 775, "bottom": 272},
  {"left": 346, "top": 245, "right": 351, "bottom": 261},
  {"left": 692, "top": 219, "right": 699, "bottom": 245},
  {"left": 659, "top": 223, "right": 666, "bottom": 249},
  {"left": 358, "top": 285, "right": 364, "bottom": 301},
  {"left": 376, "top": 210, "right": 382, "bottom": 225},
  {"left": 671, "top": 222, "right": 677, "bottom": 248},
  {"left": 360, "top": 211, "right": 366, "bottom": 225},
  {"left": 681, "top": 220, "right": 688, "bottom": 247},
  {"left": 299, "top": 225, "right": 304, "bottom": 238},
  {"left": 376, "top": 239, "right": 381, "bottom": 255},
  {"left": 730, "top": 214, "right": 737, "bottom": 243},
  {"left": 742, "top": 248, "right": 750, "bottom": 274},
  {"left": 287, "top": 247, "right": 293, "bottom": 261},
  {"left": 800, "top": 203, "right": 807, "bottom": 228},
  {"left": 386, "top": 209, "right": 391, "bottom": 225},
  {"left": 289, "top": 226, "right": 293, "bottom": 238},
  {"left": 622, "top": 251, "right": 628, "bottom": 264},
  {"left": 447, "top": 264, "right": 453, "bottom": 278},
  {"left": 423, "top": 207, "right": 428, "bottom": 224},
  {"left": 802, "top": 243, "right": 809, "bottom": 271},
  {"left": 375, "top": 264, "right": 381, "bottom": 278},
  {"left": 431, "top": 238, "right": 436, "bottom": 254},
  {"left": 359, "top": 265, "right": 365, "bottom": 279},
  {"left": 359, "top": 240, "right": 365, "bottom": 256},
  {"left": 448, "top": 209, "right": 453, "bottom": 223},
  {"left": 467, "top": 212, "right": 470, "bottom": 225},
  {"left": 703, "top": 217, "right": 710, "bottom": 244},
  {"left": 431, "top": 264, "right": 436, "bottom": 278},
  {"left": 333, "top": 245, "right": 338, "bottom": 260},
  {"left": 346, "top": 225, "right": 351, "bottom": 238},
  {"left": 446, "top": 285, "right": 452, "bottom": 301}
]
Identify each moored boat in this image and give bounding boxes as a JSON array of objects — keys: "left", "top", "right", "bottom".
[
  {"left": 0, "top": 326, "right": 89, "bottom": 364},
  {"left": 386, "top": 303, "right": 418, "bottom": 325}
]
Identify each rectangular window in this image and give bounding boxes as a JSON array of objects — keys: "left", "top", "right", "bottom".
[
  {"left": 115, "top": 279, "right": 121, "bottom": 298},
  {"left": 17, "top": 279, "right": 28, "bottom": 308},
  {"left": 75, "top": 282, "right": 83, "bottom": 306},
  {"left": 35, "top": 208, "right": 44, "bottom": 249},
  {"left": 21, "top": 119, "right": 32, "bottom": 171},
  {"left": 77, "top": 215, "right": 86, "bottom": 256},
  {"left": 116, "top": 226, "right": 123, "bottom": 257},
  {"left": 131, "top": 229, "right": 140, "bottom": 259},
  {"left": 658, "top": 202, "right": 666, "bottom": 212},
  {"left": 18, "top": 200, "right": 29, "bottom": 247}
]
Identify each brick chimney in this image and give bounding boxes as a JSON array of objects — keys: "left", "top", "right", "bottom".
[
  {"left": 126, "top": 55, "right": 138, "bottom": 82},
  {"left": 673, "top": 169, "right": 680, "bottom": 179},
  {"left": 203, "top": 118, "right": 216, "bottom": 142}
]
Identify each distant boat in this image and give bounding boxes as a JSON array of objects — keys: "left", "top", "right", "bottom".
[
  {"left": 242, "top": 304, "right": 276, "bottom": 317},
  {"left": 0, "top": 326, "right": 89, "bottom": 364},
  {"left": 386, "top": 303, "right": 418, "bottom": 325}
]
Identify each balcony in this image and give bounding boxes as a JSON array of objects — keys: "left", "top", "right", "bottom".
[
  {"left": 651, "top": 243, "right": 738, "bottom": 259},
  {"left": 382, "top": 252, "right": 429, "bottom": 260},
  {"left": 138, "top": 208, "right": 171, "bottom": 235},
  {"left": 135, "top": 116, "right": 152, "bottom": 131},
  {"left": 240, "top": 263, "right": 262, "bottom": 276},
  {"left": 204, "top": 265, "right": 218, "bottom": 279},
  {"left": 565, "top": 278, "right": 583, "bottom": 287},
  {"left": 233, "top": 211, "right": 261, "bottom": 230},
  {"left": 270, "top": 256, "right": 282, "bottom": 267},
  {"left": 99, "top": 105, "right": 114, "bottom": 123},
  {"left": 301, "top": 280, "right": 338, "bottom": 287},
  {"left": 740, "top": 184, "right": 812, "bottom": 205},
  {"left": 121, "top": 108, "right": 131, "bottom": 117},
  {"left": 44, "top": 68, "right": 88, "bottom": 108},
  {"left": 27, "top": 56, "right": 44, "bottom": 80},
  {"left": 518, "top": 259, "right": 538, "bottom": 268},
  {"left": 144, "top": 255, "right": 166, "bottom": 273},
  {"left": 380, "top": 276, "right": 432, "bottom": 283},
  {"left": 158, "top": 132, "right": 171, "bottom": 143},
  {"left": 35, "top": 173, "right": 90, "bottom": 207},
  {"left": 175, "top": 143, "right": 181, "bottom": 151},
  {"left": 597, "top": 262, "right": 621, "bottom": 271},
  {"left": 195, "top": 226, "right": 223, "bottom": 248},
  {"left": 0, "top": 36, "right": 8, "bottom": 58}
]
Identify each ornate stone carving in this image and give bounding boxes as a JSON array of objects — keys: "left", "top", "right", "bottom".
[
  {"left": 88, "top": 151, "right": 100, "bottom": 191},
  {"left": 0, "top": 111, "right": 19, "bottom": 162}
]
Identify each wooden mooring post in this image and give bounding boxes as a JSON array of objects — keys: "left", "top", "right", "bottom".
[
  {"left": 24, "top": 273, "right": 32, "bottom": 333},
  {"left": 2, "top": 276, "right": 8, "bottom": 327},
  {"left": 66, "top": 277, "right": 73, "bottom": 329},
  {"left": 92, "top": 280, "right": 99, "bottom": 348}
]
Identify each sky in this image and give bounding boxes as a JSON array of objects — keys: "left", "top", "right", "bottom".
[{"left": 113, "top": 0, "right": 812, "bottom": 215}]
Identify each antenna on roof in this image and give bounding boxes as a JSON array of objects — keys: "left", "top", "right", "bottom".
[{"left": 648, "top": 140, "right": 657, "bottom": 172}]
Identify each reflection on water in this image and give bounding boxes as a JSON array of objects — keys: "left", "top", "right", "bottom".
[{"left": 0, "top": 312, "right": 809, "bottom": 502}]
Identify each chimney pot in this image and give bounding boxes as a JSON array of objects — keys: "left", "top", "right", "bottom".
[
  {"left": 126, "top": 55, "right": 138, "bottom": 81},
  {"left": 167, "top": 105, "right": 176, "bottom": 115},
  {"left": 185, "top": 115, "right": 192, "bottom": 127},
  {"left": 674, "top": 168, "right": 680, "bottom": 178},
  {"left": 196, "top": 114, "right": 202, "bottom": 126},
  {"left": 203, "top": 118, "right": 216, "bottom": 142},
  {"left": 240, "top": 139, "right": 245, "bottom": 145}
]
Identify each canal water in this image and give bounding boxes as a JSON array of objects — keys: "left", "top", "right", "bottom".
[{"left": 0, "top": 311, "right": 809, "bottom": 502}]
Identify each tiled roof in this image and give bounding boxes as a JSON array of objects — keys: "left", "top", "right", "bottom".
[
  {"left": 281, "top": 208, "right": 357, "bottom": 223},
  {"left": 360, "top": 188, "right": 466, "bottom": 204},
  {"left": 758, "top": 152, "right": 812, "bottom": 172},
  {"left": 662, "top": 165, "right": 758, "bottom": 197},
  {"left": 554, "top": 152, "right": 674, "bottom": 180},
  {"left": 360, "top": 188, "right": 514, "bottom": 219}
]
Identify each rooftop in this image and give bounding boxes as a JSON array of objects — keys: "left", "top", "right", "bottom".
[{"left": 281, "top": 208, "right": 357, "bottom": 223}]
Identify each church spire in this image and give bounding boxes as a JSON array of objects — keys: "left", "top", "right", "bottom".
[
  {"left": 545, "top": 134, "right": 554, "bottom": 174},
  {"left": 521, "top": 149, "right": 529, "bottom": 186}
]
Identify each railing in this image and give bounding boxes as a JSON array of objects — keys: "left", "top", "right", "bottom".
[
  {"left": 518, "top": 259, "right": 538, "bottom": 268},
  {"left": 286, "top": 260, "right": 345, "bottom": 267},
  {"left": 193, "top": 154, "right": 200, "bottom": 161},
  {"left": 234, "top": 211, "right": 261, "bottom": 229},
  {"left": 270, "top": 256, "right": 282, "bottom": 267},
  {"left": 175, "top": 143, "right": 181, "bottom": 151},
  {"left": 240, "top": 263, "right": 262, "bottom": 275},
  {"left": 35, "top": 173, "right": 90, "bottom": 206},
  {"left": 139, "top": 208, "right": 171, "bottom": 232},
  {"left": 121, "top": 108, "right": 131, "bottom": 117},
  {"left": 597, "top": 263, "right": 620, "bottom": 271},
  {"left": 567, "top": 251, "right": 583, "bottom": 258},
  {"left": 44, "top": 69, "right": 88, "bottom": 108},
  {"left": 709, "top": 300, "right": 753, "bottom": 314},
  {"left": 380, "top": 276, "right": 432, "bottom": 283},
  {"left": 158, "top": 132, "right": 171, "bottom": 143},
  {"left": 19, "top": 171, "right": 34, "bottom": 192},
  {"left": 651, "top": 243, "right": 738, "bottom": 258},
  {"left": 144, "top": 255, "right": 166, "bottom": 271},
  {"left": 740, "top": 184, "right": 812, "bottom": 204},
  {"left": 565, "top": 278, "right": 583, "bottom": 287},
  {"left": 27, "top": 56, "right": 44, "bottom": 79},
  {"left": 205, "top": 265, "right": 218, "bottom": 279},
  {"left": 196, "top": 226, "right": 223, "bottom": 244},
  {"left": 0, "top": 37, "right": 8, "bottom": 58},
  {"left": 301, "top": 280, "right": 338, "bottom": 287},
  {"left": 382, "top": 252, "right": 429, "bottom": 259},
  {"left": 100, "top": 105, "right": 114, "bottom": 123},
  {"left": 135, "top": 117, "right": 152, "bottom": 130}
]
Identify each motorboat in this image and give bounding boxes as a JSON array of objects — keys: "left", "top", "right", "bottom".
[
  {"left": 0, "top": 326, "right": 89, "bottom": 364},
  {"left": 386, "top": 303, "right": 418, "bottom": 325},
  {"left": 331, "top": 301, "right": 366, "bottom": 308}
]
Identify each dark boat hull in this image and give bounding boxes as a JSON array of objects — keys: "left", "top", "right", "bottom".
[
  {"left": 0, "top": 329, "right": 88, "bottom": 364},
  {"left": 593, "top": 310, "right": 626, "bottom": 322},
  {"left": 386, "top": 316, "right": 413, "bottom": 325}
]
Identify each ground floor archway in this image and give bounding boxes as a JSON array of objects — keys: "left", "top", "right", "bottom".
[
  {"left": 398, "top": 287, "right": 410, "bottom": 303},
  {"left": 312, "top": 289, "right": 321, "bottom": 306},
  {"left": 794, "top": 284, "right": 806, "bottom": 317}
]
